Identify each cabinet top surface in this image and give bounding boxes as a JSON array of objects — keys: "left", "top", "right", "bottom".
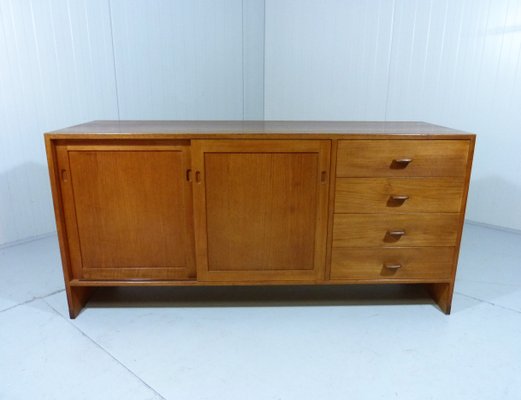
[{"left": 46, "top": 120, "right": 474, "bottom": 139}]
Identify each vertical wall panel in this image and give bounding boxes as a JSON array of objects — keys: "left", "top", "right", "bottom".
[
  {"left": 0, "top": 0, "right": 262, "bottom": 245},
  {"left": 265, "top": 0, "right": 521, "bottom": 230},
  {"left": 384, "top": 0, "right": 521, "bottom": 229},
  {"left": 0, "top": 0, "right": 118, "bottom": 245},
  {"left": 264, "top": 0, "right": 394, "bottom": 120},
  {"left": 243, "top": 0, "right": 265, "bottom": 119},
  {"left": 109, "top": 0, "right": 244, "bottom": 120}
]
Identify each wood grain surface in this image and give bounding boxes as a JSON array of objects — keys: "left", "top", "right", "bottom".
[
  {"left": 335, "top": 177, "right": 465, "bottom": 213},
  {"left": 330, "top": 247, "right": 455, "bottom": 280},
  {"left": 47, "top": 120, "right": 472, "bottom": 135},
  {"left": 337, "top": 139, "right": 470, "bottom": 177},
  {"left": 191, "top": 139, "right": 331, "bottom": 281},
  {"left": 60, "top": 146, "right": 195, "bottom": 280},
  {"left": 332, "top": 213, "right": 460, "bottom": 247}
]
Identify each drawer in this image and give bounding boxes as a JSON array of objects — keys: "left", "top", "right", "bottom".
[
  {"left": 335, "top": 177, "right": 465, "bottom": 213},
  {"left": 336, "top": 140, "right": 469, "bottom": 177},
  {"left": 333, "top": 213, "right": 460, "bottom": 247},
  {"left": 330, "top": 247, "right": 455, "bottom": 280}
]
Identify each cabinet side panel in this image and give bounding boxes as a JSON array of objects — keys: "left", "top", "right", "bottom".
[
  {"left": 45, "top": 139, "right": 72, "bottom": 281},
  {"left": 444, "top": 138, "right": 477, "bottom": 311}
]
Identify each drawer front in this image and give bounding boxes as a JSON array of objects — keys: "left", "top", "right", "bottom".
[
  {"left": 335, "top": 177, "right": 465, "bottom": 213},
  {"left": 330, "top": 247, "right": 455, "bottom": 280},
  {"left": 337, "top": 140, "right": 470, "bottom": 177},
  {"left": 333, "top": 213, "right": 460, "bottom": 247}
]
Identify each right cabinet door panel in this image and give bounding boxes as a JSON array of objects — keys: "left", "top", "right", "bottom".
[{"left": 191, "top": 140, "right": 331, "bottom": 281}]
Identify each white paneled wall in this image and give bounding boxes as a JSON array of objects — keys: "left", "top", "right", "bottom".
[
  {"left": 1, "top": 0, "right": 520, "bottom": 245},
  {"left": 385, "top": 0, "right": 521, "bottom": 230},
  {"left": 110, "top": 0, "right": 244, "bottom": 120},
  {"left": 243, "top": 0, "right": 265, "bottom": 119},
  {"left": 0, "top": 0, "right": 119, "bottom": 245},
  {"left": 0, "top": 0, "right": 259, "bottom": 245},
  {"left": 265, "top": 0, "right": 394, "bottom": 120},
  {"left": 265, "top": 0, "right": 521, "bottom": 231}
]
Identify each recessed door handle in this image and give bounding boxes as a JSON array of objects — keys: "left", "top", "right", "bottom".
[
  {"left": 321, "top": 170, "right": 327, "bottom": 183},
  {"left": 387, "top": 230, "right": 406, "bottom": 237},
  {"left": 384, "top": 263, "right": 402, "bottom": 270},
  {"left": 195, "top": 171, "right": 201, "bottom": 183},
  {"left": 390, "top": 195, "right": 409, "bottom": 202}
]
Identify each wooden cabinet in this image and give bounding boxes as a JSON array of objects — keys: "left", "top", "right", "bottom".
[{"left": 45, "top": 121, "right": 475, "bottom": 318}]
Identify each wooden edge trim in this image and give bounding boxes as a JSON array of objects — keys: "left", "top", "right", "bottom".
[
  {"left": 449, "top": 138, "right": 476, "bottom": 287},
  {"left": 69, "top": 278, "right": 451, "bottom": 287},
  {"left": 45, "top": 137, "right": 83, "bottom": 318},
  {"left": 324, "top": 140, "right": 338, "bottom": 280},
  {"left": 45, "top": 139, "right": 73, "bottom": 283},
  {"left": 45, "top": 133, "right": 477, "bottom": 141}
]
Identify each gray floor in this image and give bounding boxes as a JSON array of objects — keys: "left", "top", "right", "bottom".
[{"left": 1, "top": 223, "right": 520, "bottom": 400}]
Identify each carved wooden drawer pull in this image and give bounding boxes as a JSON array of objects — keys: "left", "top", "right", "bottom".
[
  {"left": 391, "top": 158, "right": 413, "bottom": 169},
  {"left": 387, "top": 194, "right": 410, "bottom": 207}
]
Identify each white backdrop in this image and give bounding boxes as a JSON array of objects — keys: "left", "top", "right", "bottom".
[
  {"left": 0, "top": 0, "right": 258, "bottom": 245},
  {"left": 265, "top": 0, "right": 521, "bottom": 232},
  {"left": 1, "top": 0, "right": 520, "bottom": 245}
]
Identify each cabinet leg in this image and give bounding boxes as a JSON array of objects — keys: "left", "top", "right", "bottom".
[
  {"left": 66, "top": 286, "right": 95, "bottom": 319},
  {"left": 426, "top": 283, "right": 453, "bottom": 314}
]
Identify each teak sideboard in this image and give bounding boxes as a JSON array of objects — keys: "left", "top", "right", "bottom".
[{"left": 45, "top": 121, "right": 475, "bottom": 318}]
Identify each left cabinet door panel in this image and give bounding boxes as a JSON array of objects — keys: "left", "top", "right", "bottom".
[{"left": 55, "top": 143, "right": 195, "bottom": 280}]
